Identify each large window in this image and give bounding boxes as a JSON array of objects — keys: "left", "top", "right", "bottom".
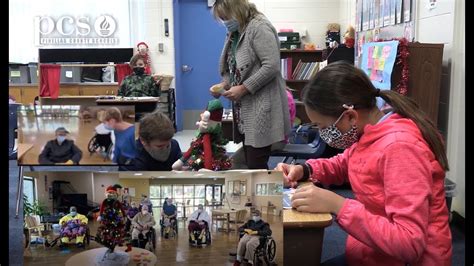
[
  {"left": 256, "top": 183, "right": 283, "bottom": 196},
  {"left": 23, "top": 176, "right": 36, "bottom": 204},
  {"left": 150, "top": 184, "right": 214, "bottom": 219}
]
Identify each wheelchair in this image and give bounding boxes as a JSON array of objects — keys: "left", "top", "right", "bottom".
[
  {"left": 56, "top": 225, "right": 91, "bottom": 249},
  {"left": 130, "top": 226, "right": 156, "bottom": 252},
  {"left": 87, "top": 132, "right": 113, "bottom": 161},
  {"left": 160, "top": 215, "right": 178, "bottom": 239},
  {"left": 188, "top": 221, "right": 211, "bottom": 246},
  {"left": 236, "top": 232, "right": 277, "bottom": 266}
]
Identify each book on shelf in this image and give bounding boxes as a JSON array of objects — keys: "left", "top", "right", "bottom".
[
  {"left": 280, "top": 57, "right": 293, "bottom": 80},
  {"left": 291, "top": 60, "right": 303, "bottom": 80}
]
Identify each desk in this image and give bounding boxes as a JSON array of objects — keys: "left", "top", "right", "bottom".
[
  {"left": 96, "top": 97, "right": 159, "bottom": 121},
  {"left": 283, "top": 209, "right": 332, "bottom": 266},
  {"left": 17, "top": 143, "right": 34, "bottom": 164},
  {"left": 40, "top": 96, "right": 98, "bottom": 106},
  {"left": 65, "top": 247, "right": 157, "bottom": 266}
]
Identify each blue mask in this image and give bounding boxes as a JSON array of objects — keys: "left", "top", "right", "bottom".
[
  {"left": 70, "top": 211, "right": 77, "bottom": 217},
  {"left": 223, "top": 19, "right": 239, "bottom": 32},
  {"left": 57, "top": 136, "right": 66, "bottom": 144},
  {"left": 104, "top": 123, "right": 114, "bottom": 130}
]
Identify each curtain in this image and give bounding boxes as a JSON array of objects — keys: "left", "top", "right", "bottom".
[
  {"left": 115, "top": 64, "right": 132, "bottom": 86},
  {"left": 39, "top": 64, "right": 61, "bottom": 99}
]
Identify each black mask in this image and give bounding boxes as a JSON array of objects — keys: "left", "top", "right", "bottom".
[{"left": 133, "top": 67, "right": 145, "bottom": 75}]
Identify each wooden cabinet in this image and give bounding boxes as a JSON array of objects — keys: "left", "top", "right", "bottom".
[
  {"left": 280, "top": 50, "right": 324, "bottom": 124},
  {"left": 9, "top": 87, "right": 22, "bottom": 103},
  {"left": 22, "top": 87, "right": 39, "bottom": 105},
  {"left": 80, "top": 86, "right": 118, "bottom": 96},
  {"left": 59, "top": 86, "right": 80, "bottom": 96},
  {"left": 391, "top": 43, "right": 444, "bottom": 126}
]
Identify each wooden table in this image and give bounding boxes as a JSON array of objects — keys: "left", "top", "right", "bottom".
[
  {"left": 212, "top": 208, "right": 240, "bottom": 233},
  {"left": 96, "top": 97, "right": 159, "bottom": 121},
  {"left": 40, "top": 96, "right": 98, "bottom": 106},
  {"left": 65, "top": 247, "right": 157, "bottom": 266},
  {"left": 283, "top": 209, "right": 333, "bottom": 266},
  {"left": 17, "top": 143, "right": 34, "bottom": 164}
]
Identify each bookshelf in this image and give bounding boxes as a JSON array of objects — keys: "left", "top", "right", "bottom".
[{"left": 280, "top": 49, "right": 324, "bottom": 124}]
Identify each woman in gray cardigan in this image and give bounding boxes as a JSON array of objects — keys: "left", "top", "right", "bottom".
[{"left": 210, "top": 0, "right": 291, "bottom": 169}]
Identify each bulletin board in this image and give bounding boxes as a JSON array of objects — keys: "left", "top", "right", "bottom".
[{"left": 354, "top": 0, "right": 416, "bottom": 67}]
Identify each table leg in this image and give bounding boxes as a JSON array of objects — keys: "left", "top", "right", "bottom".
[
  {"left": 284, "top": 227, "right": 326, "bottom": 266},
  {"left": 227, "top": 213, "right": 230, "bottom": 233}
]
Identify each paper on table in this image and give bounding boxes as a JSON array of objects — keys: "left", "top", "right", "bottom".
[{"left": 283, "top": 188, "right": 295, "bottom": 209}]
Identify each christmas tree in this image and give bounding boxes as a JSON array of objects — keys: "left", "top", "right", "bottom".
[{"left": 173, "top": 99, "right": 232, "bottom": 171}]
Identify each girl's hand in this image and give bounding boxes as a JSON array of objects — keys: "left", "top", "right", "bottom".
[
  {"left": 222, "top": 85, "right": 248, "bottom": 101},
  {"left": 291, "top": 185, "right": 346, "bottom": 215},
  {"left": 276, "top": 163, "right": 304, "bottom": 188}
]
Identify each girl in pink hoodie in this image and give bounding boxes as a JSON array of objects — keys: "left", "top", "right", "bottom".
[{"left": 277, "top": 62, "right": 452, "bottom": 266}]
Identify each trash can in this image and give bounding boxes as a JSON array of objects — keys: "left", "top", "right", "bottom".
[{"left": 445, "top": 178, "right": 456, "bottom": 221}]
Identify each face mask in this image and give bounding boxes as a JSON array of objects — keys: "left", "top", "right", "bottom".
[
  {"left": 133, "top": 67, "right": 145, "bottom": 76},
  {"left": 198, "top": 209, "right": 203, "bottom": 213},
  {"left": 145, "top": 144, "right": 171, "bottom": 162},
  {"left": 107, "top": 193, "right": 117, "bottom": 199},
  {"left": 57, "top": 136, "right": 66, "bottom": 144},
  {"left": 104, "top": 123, "right": 114, "bottom": 130},
  {"left": 252, "top": 216, "right": 261, "bottom": 222},
  {"left": 70, "top": 211, "right": 77, "bottom": 217},
  {"left": 167, "top": 200, "right": 172, "bottom": 205},
  {"left": 142, "top": 210, "right": 148, "bottom": 215},
  {"left": 223, "top": 19, "right": 239, "bottom": 32},
  {"left": 319, "top": 111, "right": 359, "bottom": 150}
]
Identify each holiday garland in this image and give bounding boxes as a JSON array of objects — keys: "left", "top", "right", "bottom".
[{"left": 372, "top": 37, "right": 410, "bottom": 95}]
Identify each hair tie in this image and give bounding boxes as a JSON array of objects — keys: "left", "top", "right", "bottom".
[{"left": 375, "top": 89, "right": 381, "bottom": 97}]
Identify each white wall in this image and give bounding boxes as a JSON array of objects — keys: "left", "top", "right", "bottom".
[
  {"left": 92, "top": 172, "right": 120, "bottom": 204},
  {"left": 445, "top": 0, "right": 465, "bottom": 218},
  {"left": 338, "top": 0, "right": 356, "bottom": 41},
  {"left": 251, "top": 0, "right": 342, "bottom": 49},
  {"left": 129, "top": 0, "right": 176, "bottom": 83},
  {"left": 414, "top": 0, "right": 464, "bottom": 217}
]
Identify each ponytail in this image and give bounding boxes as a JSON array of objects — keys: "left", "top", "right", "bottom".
[{"left": 378, "top": 90, "right": 449, "bottom": 171}]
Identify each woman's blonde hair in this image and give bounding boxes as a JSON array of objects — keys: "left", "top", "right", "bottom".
[{"left": 212, "top": 0, "right": 261, "bottom": 30}]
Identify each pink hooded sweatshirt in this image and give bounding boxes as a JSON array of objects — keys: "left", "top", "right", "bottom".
[{"left": 307, "top": 113, "right": 452, "bottom": 265}]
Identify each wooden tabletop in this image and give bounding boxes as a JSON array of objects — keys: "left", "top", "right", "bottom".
[
  {"left": 96, "top": 97, "right": 159, "bottom": 103},
  {"left": 283, "top": 209, "right": 333, "bottom": 228},
  {"left": 40, "top": 96, "right": 99, "bottom": 99},
  {"left": 65, "top": 247, "right": 157, "bottom": 266},
  {"left": 17, "top": 143, "right": 34, "bottom": 160}
]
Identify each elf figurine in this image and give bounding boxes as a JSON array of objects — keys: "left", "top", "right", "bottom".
[
  {"left": 95, "top": 186, "right": 128, "bottom": 258},
  {"left": 137, "top": 42, "right": 152, "bottom": 75},
  {"left": 172, "top": 99, "right": 232, "bottom": 171}
]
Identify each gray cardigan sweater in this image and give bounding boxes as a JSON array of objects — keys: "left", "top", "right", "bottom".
[{"left": 219, "top": 14, "right": 291, "bottom": 148}]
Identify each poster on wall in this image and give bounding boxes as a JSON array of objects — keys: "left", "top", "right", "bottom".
[
  {"left": 374, "top": 0, "right": 380, "bottom": 28},
  {"left": 403, "top": 0, "right": 411, "bottom": 22},
  {"left": 390, "top": 0, "right": 396, "bottom": 25},
  {"left": 396, "top": 0, "right": 403, "bottom": 24},
  {"left": 363, "top": 0, "right": 369, "bottom": 31},
  {"left": 383, "top": 0, "right": 391, "bottom": 26},
  {"left": 369, "top": 0, "right": 374, "bottom": 29},
  {"left": 360, "top": 40, "right": 399, "bottom": 108}
]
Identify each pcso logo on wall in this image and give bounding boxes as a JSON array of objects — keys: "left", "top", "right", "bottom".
[{"left": 34, "top": 14, "right": 119, "bottom": 46}]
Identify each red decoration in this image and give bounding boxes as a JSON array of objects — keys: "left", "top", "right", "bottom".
[{"left": 371, "top": 37, "right": 409, "bottom": 95}]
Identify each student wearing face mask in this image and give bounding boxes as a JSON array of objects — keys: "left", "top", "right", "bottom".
[
  {"left": 118, "top": 54, "right": 161, "bottom": 97},
  {"left": 38, "top": 127, "right": 82, "bottom": 165},
  {"left": 124, "top": 110, "right": 182, "bottom": 171},
  {"left": 209, "top": 0, "right": 291, "bottom": 170},
  {"left": 188, "top": 204, "right": 211, "bottom": 243},
  {"left": 235, "top": 210, "right": 271, "bottom": 266},
  {"left": 58, "top": 206, "right": 88, "bottom": 248},
  {"left": 103, "top": 108, "right": 136, "bottom": 167},
  {"left": 131, "top": 204, "right": 156, "bottom": 248},
  {"left": 276, "top": 62, "right": 452, "bottom": 265},
  {"left": 161, "top": 197, "right": 178, "bottom": 238}
]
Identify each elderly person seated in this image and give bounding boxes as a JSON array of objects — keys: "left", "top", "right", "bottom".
[
  {"left": 126, "top": 201, "right": 140, "bottom": 232},
  {"left": 131, "top": 204, "right": 156, "bottom": 248},
  {"left": 234, "top": 210, "right": 272, "bottom": 266},
  {"left": 188, "top": 204, "right": 211, "bottom": 243},
  {"left": 38, "top": 127, "right": 83, "bottom": 165},
  {"left": 58, "top": 206, "right": 88, "bottom": 248}
]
